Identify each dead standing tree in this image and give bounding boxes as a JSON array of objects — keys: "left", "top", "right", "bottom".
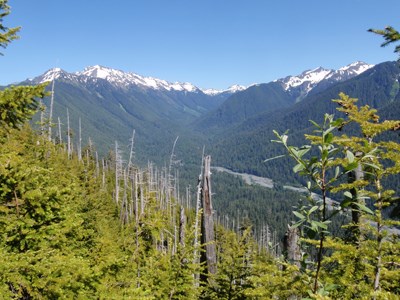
[
  {"left": 283, "top": 226, "right": 301, "bottom": 268},
  {"left": 200, "top": 155, "right": 217, "bottom": 281}
]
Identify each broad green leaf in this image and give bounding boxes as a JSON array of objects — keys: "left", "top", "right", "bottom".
[
  {"left": 324, "top": 132, "right": 334, "bottom": 144},
  {"left": 343, "top": 191, "right": 353, "bottom": 199},
  {"left": 321, "top": 149, "right": 328, "bottom": 160},
  {"left": 334, "top": 166, "right": 340, "bottom": 179},
  {"left": 298, "top": 146, "right": 311, "bottom": 158},
  {"left": 363, "top": 162, "right": 381, "bottom": 170},
  {"left": 330, "top": 118, "right": 344, "bottom": 127},
  {"left": 344, "top": 162, "right": 358, "bottom": 172},
  {"left": 309, "top": 205, "right": 319, "bottom": 214},
  {"left": 323, "top": 126, "right": 336, "bottom": 137},
  {"left": 282, "top": 134, "right": 288, "bottom": 144},
  {"left": 293, "top": 211, "right": 305, "bottom": 220},
  {"left": 293, "top": 163, "right": 305, "bottom": 173},
  {"left": 353, "top": 202, "right": 374, "bottom": 215},
  {"left": 309, "top": 119, "right": 322, "bottom": 129},
  {"left": 290, "top": 222, "right": 302, "bottom": 228},
  {"left": 346, "top": 150, "right": 355, "bottom": 163},
  {"left": 312, "top": 220, "right": 328, "bottom": 230}
]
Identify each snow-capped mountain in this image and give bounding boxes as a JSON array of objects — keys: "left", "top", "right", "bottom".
[
  {"left": 78, "top": 65, "right": 201, "bottom": 93},
  {"left": 34, "top": 65, "right": 243, "bottom": 96},
  {"left": 202, "top": 84, "right": 247, "bottom": 96},
  {"left": 276, "top": 61, "right": 374, "bottom": 102},
  {"left": 26, "top": 65, "right": 239, "bottom": 143}
]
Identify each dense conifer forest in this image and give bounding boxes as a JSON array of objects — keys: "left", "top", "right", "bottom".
[{"left": 1, "top": 1, "right": 400, "bottom": 299}]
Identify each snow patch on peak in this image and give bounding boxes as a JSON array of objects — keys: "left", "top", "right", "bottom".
[
  {"left": 76, "top": 65, "right": 202, "bottom": 93},
  {"left": 202, "top": 88, "right": 222, "bottom": 96},
  {"left": 37, "top": 68, "right": 73, "bottom": 84},
  {"left": 77, "top": 65, "right": 134, "bottom": 85},
  {"left": 281, "top": 67, "right": 333, "bottom": 91},
  {"left": 337, "top": 61, "right": 373, "bottom": 75},
  {"left": 79, "top": 65, "right": 117, "bottom": 79},
  {"left": 202, "top": 84, "right": 247, "bottom": 96},
  {"left": 227, "top": 84, "right": 246, "bottom": 93},
  {"left": 168, "top": 82, "right": 198, "bottom": 92},
  {"left": 277, "top": 61, "right": 374, "bottom": 95}
]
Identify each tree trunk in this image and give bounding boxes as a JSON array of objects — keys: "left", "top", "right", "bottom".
[
  {"left": 283, "top": 226, "right": 301, "bottom": 268},
  {"left": 200, "top": 155, "right": 217, "bottom": 280},
  {"left": 67, "top": 108, "right": 71, "bottom": 159},
  {"left": 179, "top": 206, "right": 186, "bottom": 246}
]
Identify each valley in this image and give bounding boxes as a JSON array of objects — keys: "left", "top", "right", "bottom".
[{"left": 21, "top": 60, "right": 400, "bottom": 236}]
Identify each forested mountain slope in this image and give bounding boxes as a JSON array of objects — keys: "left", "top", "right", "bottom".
[
  {"left": 210, "top": 61, "right": 400, "bottom": 184},
  {"left": 192, "top": 61, "right": 372, "bottom": 134},
  {"left": 22, "top": 66, "right": 235, "bottom": 161}
]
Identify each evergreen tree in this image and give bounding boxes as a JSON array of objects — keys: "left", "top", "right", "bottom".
[
  {"left": 369, "top": 26, "right": 400, "bottom": 59},
  {"left": 0, "top": 0, "right": 19, "bottom": 55}
]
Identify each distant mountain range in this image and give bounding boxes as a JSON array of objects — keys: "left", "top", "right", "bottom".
[
  {"left": 276, "top": 61, "right": 373, "bottom": 102},
  {"left": 7, "top": 61, "right": 399, "bottom": 183},
  {"left": 34, "top": 65, "right": 246, "bottom": 97},
  {"left": 25, "top": 65, "right": 245, "bottom": 161},
  {"left": 192, "top": 61, "right": 373, "bottom": 132},
  {"left": 210, "top": 61, "right": 400, "bottom": 183}
]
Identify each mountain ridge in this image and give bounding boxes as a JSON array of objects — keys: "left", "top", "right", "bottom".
[
  {"left": 191, "top": 61, "right": 374, "bottom": 133},
  {"left": 31, "top": 65, "right": 247, "bottom": 97},
  {"left": 210, "top": 61, "right": 400, "bottom": 183}
]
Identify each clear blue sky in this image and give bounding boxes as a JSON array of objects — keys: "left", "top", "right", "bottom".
[{"left": 1, "top": 0, "right": 399, "bottom": 89}]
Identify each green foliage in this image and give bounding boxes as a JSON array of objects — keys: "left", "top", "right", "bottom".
[
  {"left": 212, "top": 61, "right": 400, "bottom": 188},
  {"left": 244, "top": 252, "right": 309, "bottom": 299},
  {"left": 202, "top": 226, "right": 254, "bottom": 299},
  {"left": 0, "top": 84, "right": 48, "bottom": 132},
  {"left": 369, "top": 26, "right": 400, "bottom": 59},
  {"left": 0, "top": 0, "right": 20, "bottom": 55},
  {"left": 273, "top": 93, "right": 400, "bottom": 298}
]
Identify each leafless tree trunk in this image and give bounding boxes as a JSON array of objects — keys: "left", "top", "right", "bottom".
[
  {"left": 193, "top": 149, "right": 205, "bottom": 287},
  {"left": 39, "top": 99, "right": 45, "bottom": 135},
  {"left": 179, "top": 206, "right": 186, "bottom": 246},
  {"left": 57, "top": 117, "right": 62, "bottom": 145},
  {"left": 95, "top": 151, "right": 99, "bottom": 178},
  {"left": 200, "top": 155, "right": 217, "bottom": 279},
  {"left": 283, "top": 226, "right": 301, "bottom": 268},
  {"left": 48, "top": 75, "right": 55, "bottom": 141},
  {"left": 67, "top": 108, "right": 71, "bottom": 159},
  {"left": 78, "top": 118, "right": 82, "bottom": 162},
  {"left": 114, "top": 141, "right": 123, "bottom": 204},
  {"left": 128, "top": 129, "right": 135, "bottom": 169}
]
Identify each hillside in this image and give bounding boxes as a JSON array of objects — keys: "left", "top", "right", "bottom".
[
  {"left": 1, "top": 78, "right": 399, "bottom": 299},
  {"left": 210, "top": 61, "right": 400, "bottom": 183},
  {"left": 24, "top": 66, "right": 237, "bottom": 161},
  {"left": 192, "top": 61, "right": 373, "bottom": 134}
]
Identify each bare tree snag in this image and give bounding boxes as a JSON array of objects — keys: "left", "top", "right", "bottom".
[
  {"left": 283, "top": 226, "right": 301, "bottom": 268},
  {"left": 284, "top": 226, "right": 301, "bottom": 300},
  {"left": 48, "top": 74, "right": 55, "bottom": 141},
  {"left": 200, "top": 155, "right": 217, "bottom": 279},
  {"left": 179, "top": 206, "right": 186, "bottom": 246},
  {"left": 78, "top": 118, "right": 82, "bottom": 162},
  {"left": 57, "top": 117, "right": 62, "bottom": 145},
  {"left": 67, "top": 108, "right": 71, "bottom": 159}
]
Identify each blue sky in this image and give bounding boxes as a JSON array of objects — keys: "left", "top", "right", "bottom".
[{"left": 1, "top": 0, "right": 399, "bottom": 89}]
